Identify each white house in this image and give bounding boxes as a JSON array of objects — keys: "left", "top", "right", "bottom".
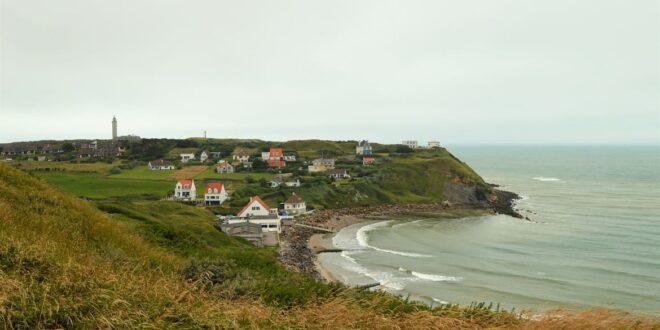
[
  {"left": 283, "top": 155, "right": 296, "bottom": 161},
  {"left": 327, "top": 169, "right": 350, "bottom": 179},
  {"left": 402, "top": 140, "right": 419, "bottom": 149},
  {"left": 232, "top": 149, "right": 250, "bottom": 162},
  {"left": 204, "top": 182, "right": 228, "bottom": 205},
  {"left": 231, "top": 196, "right": 281, "bottom": 232},
  {"left": 312, "top": 158, "right": 335, "bottom": 168},
  {"left": 428, "top": 141, "right": 441, "bottom": 148},
  {"left": 180, "top": 153, "right": 195, "bottom": 163},
  {"left": 216, "top": 160, "right": 235, "bottom": 173},
  {"left": 261, "top": 151, "right": 271, "bottom": 160},
  {"left": 236, "top": 196, "right": 273, "bottom": 217},
  {"left": 174, "top": 179, "right": 196, "bottom": 201},
  {"left": 200, "top": 151, "right": 209, "bottom": 163},
  {"left": 356, "top": 140, "right": 372, "bottom": 155},
  {"left": 283, "top": 193, "right": 306, "bottom": 215},
  {"left": 148, "top": 159, "right": 175, "bottom": 170}
]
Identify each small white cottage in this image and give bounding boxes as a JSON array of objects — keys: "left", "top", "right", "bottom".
[
  {"left": 174, "top": 179, "right": 196, "bottom": 201},
  {"left": 204, "top": 182, "right": 228, "bottom": 205}
]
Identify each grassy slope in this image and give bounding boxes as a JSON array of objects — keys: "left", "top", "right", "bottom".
[{"left": 1, "top": 164, "right": 657, "bottom": 329}]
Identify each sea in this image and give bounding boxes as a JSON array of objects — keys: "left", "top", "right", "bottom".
[{"left": 318, "top": 146, "right": 660, "bottom": 313}]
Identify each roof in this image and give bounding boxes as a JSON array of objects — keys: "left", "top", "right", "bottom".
[
  {"left": 358, "top": 140, "right": 371, "bottom": 147},
  {"left": 177, "top": 179, "right": 194, "bottom": 189},
  {"left": 217, "top": 162, "right": 232, "bottom": 168},
  {"left": 237, "top": 196, "right": 271, "bottom": 216},
  {"left": 269, "top": 148, "right": 283, "bottom": 157},
  {"left": 363, "top": 156, "right": 375, "bottom": 161},
  {"left": 285, "top": 193, "right": 304, "bottom": 204},
  {"left": 150, "top": 159, "right": 172, "bottom": 166},
  {"left": 206, "top": 182, "right": 224, "bottom": 192}
]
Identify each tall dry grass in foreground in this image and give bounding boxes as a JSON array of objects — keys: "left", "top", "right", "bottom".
[{"left": 0, "top": 163, "right": 657, "bottom": 329}]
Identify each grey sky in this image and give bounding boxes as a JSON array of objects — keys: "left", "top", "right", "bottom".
[{"left": 1, "top": 0, "right": 658, "bottom": 144}]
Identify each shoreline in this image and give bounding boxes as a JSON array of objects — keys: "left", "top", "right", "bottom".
[{"left": 278, "top": 195, "right": 519, "bottom": 282}]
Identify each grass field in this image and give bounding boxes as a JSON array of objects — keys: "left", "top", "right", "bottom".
[
  {"left": 33, "top": 172, "right": 173, "bottom": 199},
  {"left": 166, "top": 165, "right": 208, "bottom": 180},
  {"left": 193, "top": 167, "right": 274, "bottom": 181},
  {"left": 12, "top": 161, "right": 119, "bottom": 173},
  {"left": 110, "top": 166, "right": 175, "bottom": 180}
]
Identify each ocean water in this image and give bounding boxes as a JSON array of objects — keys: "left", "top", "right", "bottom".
[{"left": 319, "top": 146, "right": 660, "bottom": 313}]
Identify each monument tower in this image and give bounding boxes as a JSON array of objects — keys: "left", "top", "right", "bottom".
[{"left": 112, "top": 116, "right": 117, "bottom": 142}]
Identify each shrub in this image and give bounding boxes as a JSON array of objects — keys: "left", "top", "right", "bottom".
[{"left": 110, "top": 167, "right": 122, "bottom": 174}]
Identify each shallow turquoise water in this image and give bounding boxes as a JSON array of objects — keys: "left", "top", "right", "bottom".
[{"left": 321, "top": 146, "right": 660, "bottom": 313}]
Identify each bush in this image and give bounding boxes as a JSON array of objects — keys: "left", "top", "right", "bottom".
[
  {"left": 110, "top": 167, "right": 122, "bottom": 174},
  {"left": 181, "top": 259, "right": 238, "bottom": 287}
]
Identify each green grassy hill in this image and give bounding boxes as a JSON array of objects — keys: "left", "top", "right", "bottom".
[{"left": 1, "top": 162, "right": 656, "bottom": 329}]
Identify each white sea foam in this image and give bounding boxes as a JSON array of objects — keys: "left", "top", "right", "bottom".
[
  {"left": 356, "top": 221, "right": 432, "bottom": 258},
  {"left": 398, "top": 267, "right": 408, "bottom": 272},
  {"left": 532, "top": 177, "right": 560, "bottom": 182},
  {"left": 432, "top": 298, "right": 449, "bottom": 305},
  {"left": 411, "top": 271, "right": 462, "bottom": 282}
]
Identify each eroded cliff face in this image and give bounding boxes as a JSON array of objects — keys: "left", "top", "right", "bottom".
[{"left": 443, "top": 177, "right": 522, "bottom": 218}]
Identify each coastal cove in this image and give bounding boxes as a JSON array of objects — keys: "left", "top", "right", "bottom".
[{"left": 307, "top": 146, "right": 660, "bottom": 314}]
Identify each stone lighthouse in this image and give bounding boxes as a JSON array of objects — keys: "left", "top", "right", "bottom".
[{"left": 112, "top": 116, "right": 118, "bottom": 142}]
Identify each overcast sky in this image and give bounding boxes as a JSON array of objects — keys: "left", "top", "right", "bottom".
[{"left": 1, "top": 0, "right": 658, "bottom": 144}]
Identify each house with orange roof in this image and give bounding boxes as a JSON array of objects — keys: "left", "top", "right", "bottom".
[
  {"left": 231, "top": 196, "right": 281, "bottom": 232},
  {"left": 174, "top": 179, "right": 196, "bottom": 201},
  {"left": 204, "top": 182, "right": 228, "bottom": 205},
  {"left": 268, "top": 148, "right": 283, "bottom": 160},
  {"left": 236, "top": 196, "right": 273, "bottom": 217}
]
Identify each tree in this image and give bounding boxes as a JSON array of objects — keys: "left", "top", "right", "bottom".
[
  {"left": 252, "top": 158, "right": 267, "bottom": 171},
  {"left": 62, "top": 143, "right": 75, "bottom": 152}
]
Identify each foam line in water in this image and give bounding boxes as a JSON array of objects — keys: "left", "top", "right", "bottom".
[
  {"left": 411, "top": 271, "right": 462, "bottom": 282},
  {"left": 532, "top": 177, "right": 560, "bottom": 182},
  {"left": 356, "top": 221, "right": 432, "bottom": 258}
]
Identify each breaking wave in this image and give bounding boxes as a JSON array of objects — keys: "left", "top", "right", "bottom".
[
  {"left": 411, "top": 271, "right": 462, "bottom": 282},
  {"left": 533, "top": 177, "right": 560, "bottom": 182},
  {"left": 356, "top": 221, "right": 432, "bottom": 258}
]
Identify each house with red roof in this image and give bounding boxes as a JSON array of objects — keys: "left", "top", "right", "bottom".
[
  {"left": 268, "top": 148, "right": 283, "bottom": 160},
  {"left": 204, "top": 182, "right": 228, "bottom": 205},
  {"left": 236, "top": 196, "right": 272, "bottom": 218},
  {"left": 232, "top": 196, "right": 281, "bottom": 232},
  {"left": 174, "top": 179, "right": 196, "bottom": 201},
  {"left": 362, "top": 156, "right": 376, "bottom": 166}
]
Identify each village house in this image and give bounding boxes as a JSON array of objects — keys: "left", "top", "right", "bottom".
[
  {"left": 308, "top": 158, "right": 335, "bottom": 173},
  {"left": 402, "top": 140, "right": 419, "bottom": 149},
  {"left": 148, "top": 159, "right": 175, "bottom": 170},
  {"left": 269, "top": 173, "right": 301, "bottom": 188},
  {"left": 180, "top": 153, "right": 195, "bottom": 163},
  {"left": 363, "top": 156, "right": 376, "bottom": 165},
  {"left": 283, "top": 155, "right": 296, "bottom": 161},
  {"left": 174, "top": 179, "right": 196, "bottom": 201},
  {"left": 230, "top": 196, "right": 282, "bottom": 233},
  {"left": 204, "top": 182, "right": 228, "bottom": 205},
  {"left": 266, "top": 159, "right": 286, "bottom": 169},
  {"left": 200, "top": 151, "right": 209, "bottom": 163},
  {"left": 219, "top": 222, "right": 264, "bottom": 247},
  {"left": 428, "top": 141, "right": 441, "bottom": 148},
  {"left": 356, "top": 140, "right": 372, "bottom": 155},
  {"left": 243, "top": 161, "right": 253, "bottom": 169},
  {"left": 216, "top": 160, "right": 234, "bottom": 174},
  {"left": 208, "top": 151, "right": 222, "bottom": 159},
  {"left": 261, "top": 151, "right": 270, "bottom": 160},
  {"left": 327, "top": 169, "right": 350, "bottom": 180},
  {"left": 283, "top": 192, "right": 306, "bottom": 215},
  {"left": 268, "top": 148, "right": 283, "bottom": 160},
  {"left": 232, "top": 149, "right": 251, "bottom": 162}
]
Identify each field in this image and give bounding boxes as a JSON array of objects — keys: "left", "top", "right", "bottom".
[
  {"left": 33, "top": 172, "right": 173, "bottom": 199},
  {"left": 11, "top": 160, "right": 119, "bottom": 173}
]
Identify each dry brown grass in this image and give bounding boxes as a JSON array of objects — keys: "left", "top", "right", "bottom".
[{"left": 166, "top": 165, "right": 209, "bottom": 180}]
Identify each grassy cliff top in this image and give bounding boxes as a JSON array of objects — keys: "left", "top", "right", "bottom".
[{"left": 1, "top": 163, "right": 657, "bottom": 329}]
